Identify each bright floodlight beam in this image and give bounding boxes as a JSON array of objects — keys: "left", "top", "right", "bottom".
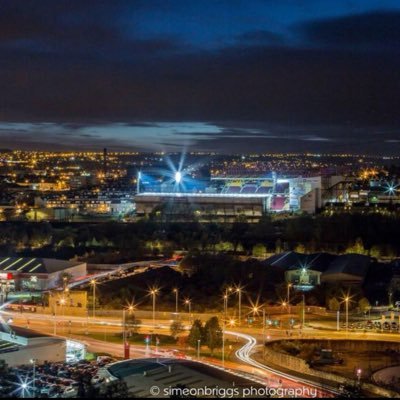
[{"left": 175, "top": 171, "right": 182, "bottom": 184}]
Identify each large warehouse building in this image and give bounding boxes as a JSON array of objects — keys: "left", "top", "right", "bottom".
[{"left": 0, "top": 257, "right": 87, "bottom": 292}]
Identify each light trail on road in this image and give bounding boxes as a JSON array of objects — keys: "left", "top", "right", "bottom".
[{"left": 226, "top": 330, "right": 339, "bottom": 397}]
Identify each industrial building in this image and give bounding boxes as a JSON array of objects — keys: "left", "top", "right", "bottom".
[
  {"left": 266, "top": 251, "right": 372, "bottom": 289},
  {"left": 0, "top": 257, "right": 87, "bottom": 292},
  {"left": 0, "top": 325, "right": 66, "bottom": 367},
  {"left": 0, "top": 325, "right": 85, "bottom": 366}
]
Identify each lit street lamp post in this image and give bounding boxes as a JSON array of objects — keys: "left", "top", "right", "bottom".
[
  {"left": 356, "top": 368, "right": 362, "bottom": 386},
  {"left": 235, "top": 286, "right": 242, "bottom": 326},
  {"left": 345, "top": 297, "right": 349, "bottom": 334},
  {"left": 223, "top": 294, "right": 228, "bottom": 320},
  {"left": 122, "top": 305, "right": 134, "bottom": 352},
  {"left": 60, "top": 297, "right": 66, "bottom": 333},
  {"left": 53, "top": 298, "right": 57, "bottom": 336},
  {"left": 149, "top": 288, "right": 159, "bottom": 327},
  {"left": 287, "top": 283, "right": 292, "bottom": 314},
  {"left": 262, "top": 308, "right": 266, "bottom": 360},
  {"left": 90, "top": 279, "right": 97, "bottom": 319},
  {"left": 173, "top": 288, "right": 179, "bottom": 314},
  {"left": 30, "top": 358, "right": 36, "bottom": 397},
  {"left": 197, "top": 339, "right": 201, "bottom": 360},
  {"left": 184, "top": 299, "right": 192, "bottom": 322},
  {"left": 222, "top": 320, "right": 225, "bottom": 369}
]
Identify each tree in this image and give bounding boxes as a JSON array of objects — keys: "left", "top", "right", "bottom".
[
  {"left": 358, "top": 297, "right": 371, "bottom": 313},
  {"left": 204, "top": 317, "right": 222, "bottom": 355},
  {"left": 56, "top": 272, "right": 73, "bottom": 289},
  {"left": 187, "top": 319, "right": 204, "bottom": 349},
  {"left": 327, "top": 297, "right": 340, "bottom": 312},
  {"left": 252, "top": 243, "right": 266, "bottom": 258},
  {"left": 346, "top": 237, "right": 366, "bottom": 255},
  {"left": 170, "top": 320, "right": 184, "bottom": 339},
  {"left": 126, "top": 314, "right": 141, "bottom": 334}
]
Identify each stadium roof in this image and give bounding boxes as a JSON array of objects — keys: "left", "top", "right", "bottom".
[
  {"left": 107, "top": 358, "right": 264, "bottom": 397},
  {"left": 265, "top": 251, "right": 336, "bottom": 272},
  {"left": 136, "top": 192, "right": 271, "bottom": 198},
  {"left": 323, "top": 254, "right": 371, "bottom": 278},
  {"left": 0, "top": 257, "right": 82, "bottom": 274}
]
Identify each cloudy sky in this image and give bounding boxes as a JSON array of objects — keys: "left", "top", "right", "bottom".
[{"left": 0, "top": 0, "right": 399, "bottom": 154}]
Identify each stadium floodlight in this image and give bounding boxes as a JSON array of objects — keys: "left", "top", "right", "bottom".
[{"left": 175, "top": 171, "right": 182, "bottom": 184}]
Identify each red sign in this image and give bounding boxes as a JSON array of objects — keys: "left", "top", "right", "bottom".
[
  {"left": 0, "top": 273, "right": 12, "bottom": 280},
  {"left": 124, "top": 341, "right": 130, "bottom": 359}
]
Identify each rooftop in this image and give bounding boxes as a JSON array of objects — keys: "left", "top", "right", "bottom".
[{"left": 0, "top": 257, "right": 82, "bottom": 274}]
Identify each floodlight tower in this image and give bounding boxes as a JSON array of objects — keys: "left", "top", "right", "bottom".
[
  {"left": 175, "top": 171, "right": 182, "bottom": 184},
  {"left": 137, "top": 171, "right": 141, "bottom": 194}
]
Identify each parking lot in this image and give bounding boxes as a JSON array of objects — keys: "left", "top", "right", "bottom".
[
  {"left": 342, "top": 320, "right": 400, "bottom": 333},
  {"left": 0, "top": 357, "right": 115, "bottom": 398}
]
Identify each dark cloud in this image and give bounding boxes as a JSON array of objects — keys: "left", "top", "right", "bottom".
[
  {"left": 0, "top": 2, "right": 399, "bottom": 154},
  {"left": 298, "top": 10, "right": 400, "bottom": 50},
  {"left": 236, "top": 30, "right": 285, "bottom": 45}
]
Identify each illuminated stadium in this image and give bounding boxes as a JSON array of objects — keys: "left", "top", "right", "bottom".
[{"left": 134, "top": 163, "right": 322, "bottom": 221}]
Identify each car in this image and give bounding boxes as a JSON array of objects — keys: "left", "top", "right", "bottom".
[
  {"left": 63, "top": 386, "right": 78, "bottom": 397},
  {"left": 383, "top": 322, "right": 391, "bottom": 330},
  {"left": 41, "top": 383, "right": 57, "bottom": 395}
]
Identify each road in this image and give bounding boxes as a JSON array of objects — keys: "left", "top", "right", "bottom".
[
  {"left": 3, "top": 311, "right": 339, "bottom": 397},
  {"left": 3, "top": 309, "right": 400, "bottom": 398},
  {"left": 228, "top": 330, "right": 337, "bottom": 397},
  {"left": 67, "top": 258, "right": 177, "bottom": 289}
]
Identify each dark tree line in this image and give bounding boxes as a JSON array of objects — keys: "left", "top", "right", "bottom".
[{"left": 0, "top": 213, "right": 400, "bottom": 261}]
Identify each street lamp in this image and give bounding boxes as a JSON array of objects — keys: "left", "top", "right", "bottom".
[
  {"left": 356, "top": 368, "right": 362, "bottom": 386},
  {"left": 235, "top": 285, "right": 243, "bottom": 326},
  {"left": 262, "top": 308, "right": 266, "bottom": 360},
  {"left": 20, "top": 382, "right": 28, "bottom": 399},
  {"left": 60, "top": 297, "right": 66, "bottom": 333},
  {"left": 122, "top": 305, "right": 135, "bottom": 353},
  {"left": 30, "top": 359, "right": 37, "bottom": 396},
  {"left": 228, "top": 318, "right": 236, "bottom": 328},
  {"left": 287, "top": 283, "right": 292, "bottom": 314},
  {"left": 197, "top": 339, "right": 201, "bottom": 360},
  {"left": 149, "top": 287, "right": 159, "bottom": 327},
  {"left": 222, "top": 319, "right": 225, "bottom": 369},
  {"left": 344, "top": 296, "right": 350, "bottom": 334},
  {"left": 90, "top": 279, "right": 97, "bottom": 319},
  {"left": 173, "top": 288, "right": 179, "bottom": 314},
  {"left": 184, "top": 298, "right": 191, "bottom": 316},
  {"left": 223, "top": 294, "right": 228, "bottom": 320}
]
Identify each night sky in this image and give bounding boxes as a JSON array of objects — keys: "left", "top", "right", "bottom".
[{"left": 1, "top": 0, "right": 400, "bottom": 154}]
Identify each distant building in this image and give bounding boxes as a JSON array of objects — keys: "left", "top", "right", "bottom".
[
  {"left": 0, "top": 325, "right": 66, "bottom": 367},
  {"left": 321, "top": 254, "right": 371, "bottom": 285},
  {"left": 266, "top": 251, "right": 371, "bottom": 288},
  {"left": 0, "top": 257, "right": 87, "bottom": 291}
]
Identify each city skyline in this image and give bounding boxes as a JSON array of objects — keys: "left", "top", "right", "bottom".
[{"left": 0, "top": 1, "right": 400, "bottom": 154}]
